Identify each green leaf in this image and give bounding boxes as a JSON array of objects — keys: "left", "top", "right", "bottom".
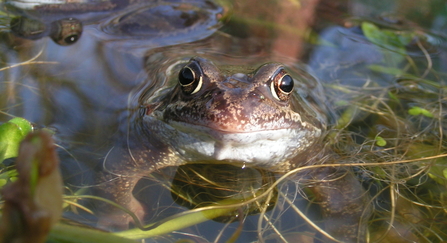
[
  {"left": 361, "top": 22, "right": 411, "bottom": 50},
  {"left": 361, "top": 22, "right": 408, "bottom": 65},
  {"left": 0, "top": 168, "right": 18, "bottom": 188},
  {"left": 375, "top": 136, "right": 387, "bottom": 147},
  {"left": 0, "top": 117, "right": 32, "bottom": 162},
  {"left": 408, "top": 106, "right": 434, "bottom": 118},
  {"left": 421, "top": 109, "right": 434, "bottom": 118},
  {"left": 362, "top": 22, "right": 385, "bottom": 45},
  {"left": 0, "top": 178, "right": 7, "bottom": 187},
  {"left": 9, "top": 117, "right": 33, "bottom": 136},
  {"left": 0, "top": 124, "right": 24, "bottom": 162}
]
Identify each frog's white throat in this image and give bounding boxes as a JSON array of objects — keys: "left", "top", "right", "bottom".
[{"left": 146, "top": 116, "right": 322, "bottom": 169}]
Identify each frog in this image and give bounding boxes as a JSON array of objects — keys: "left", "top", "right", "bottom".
[{"left": 94, "top": 57, "right": 371, "bottom": 242}]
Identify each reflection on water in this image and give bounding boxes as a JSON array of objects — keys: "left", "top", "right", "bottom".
[
  {"left": 5, "top": 0, "right": 225, "bottom": 51},
  {"left": 0, "top": 0, "right": 447, "bottom": 242},
  {"left": 10, "top": 16, "right": 83, "bottom": 45}
]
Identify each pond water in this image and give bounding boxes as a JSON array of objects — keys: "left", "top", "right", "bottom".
[{"left": 0, "top": 0, "right": 447, "bottom": 242}]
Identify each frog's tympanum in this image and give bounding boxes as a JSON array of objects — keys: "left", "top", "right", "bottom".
[{"left": 96, "top": 57, "right": 371, "bottom": 242}]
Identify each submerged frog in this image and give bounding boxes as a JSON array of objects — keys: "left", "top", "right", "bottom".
[{"left": 96, "top": 57, "right": 370, "bottom": 242}]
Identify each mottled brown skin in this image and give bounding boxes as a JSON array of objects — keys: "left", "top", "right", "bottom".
[
  {"left": 95, "top": 57, "right": 370, "bottom": 242},
  {"left": 164, "top": 59, "right": 318, "bottom": 133}
]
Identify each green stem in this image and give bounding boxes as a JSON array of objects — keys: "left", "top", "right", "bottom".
[{"left": 48, "top": 224, "right": 136, "bottom": 243}]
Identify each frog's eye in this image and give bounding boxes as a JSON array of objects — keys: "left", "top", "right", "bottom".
[
  {"left": 178, "top": 61, "right": 203, "bottom": 95},
  {"left": 270, "top": 69, "right": 294, "bottom": 101},
  {"left": 50, "top": 18, "right": 82, "bottom": 46}
]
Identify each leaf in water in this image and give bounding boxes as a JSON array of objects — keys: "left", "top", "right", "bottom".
[
  {"left": 0, "top": 169, "right": 19, "bottom": 185},
  {"left": 0, "top": 131, "right": 62, "bottom": 243},
  {"left": 361, "top": 22, "right": 385, "bottom": 45},
  {"left": 361, "top": 22, "right": 411, "bottom": 50},
  {"left": 420, "top": 109, "right": 434, "bottom": 118},
  {"left": 0, "top": 117, "right": 33, "bottom": 162},
  {"left": 0, "top": 179, "right": 6, "bottom": 187},
  {"left": 8, "top": 117, "right": 33, "bottom": 136},
  {"left": 408, "top": 106, "right": 422, "bottom": 115},
  {"left": 375, "top": 136, "right": 387, "bottom": 147},
  {"left": 361, "top": 22, "right": 409, "bottom": 65},
  {"left": 408, "top": 106, "right": 434, "bottom": 118}
]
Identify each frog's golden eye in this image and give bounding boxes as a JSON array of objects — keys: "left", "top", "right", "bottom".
[
  {"left": 270, "top": 69, "right": 294, "bottom": 101},
  {"left": 50, "top": 18, "right": 82, "bottom": 46},
  {"left": 178, "top": 60, "right": 203, "bottom": 95}
]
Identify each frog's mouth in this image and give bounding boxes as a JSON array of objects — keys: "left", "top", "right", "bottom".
[{"left": 145, "top": 115, "right": 322, "bottom": 169}]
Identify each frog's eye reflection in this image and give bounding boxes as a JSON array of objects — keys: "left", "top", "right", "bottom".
[
  {"left": 178, "top": 61, "right": 203, "bottom": 95},
  {"left": 50, "top": 18, "right": 83, "bottom": 46},
  {"left": 271, "top": 69, "right": 294, "bottom": 101},
  {"left": 64, "top": 35, "right": 80, "bottom": 44},
  {"left": 52, "top": 32, "right": 81, "bottom": 46}
]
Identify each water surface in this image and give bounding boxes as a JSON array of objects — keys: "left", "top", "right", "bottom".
[{"left": 0, "top": 0, "right": 446, "bottom": 242}]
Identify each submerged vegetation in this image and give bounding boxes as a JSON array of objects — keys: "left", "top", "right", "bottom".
[
  {"left": 323, "top": 19, "right": 447, "bottom": 242},
  {"left": 0, "top": 1, "right": 447, "bottom": 242},
  {"left": 328, "top": 73, "right": 447, "bottom": 242},
  {"left": 0, "top": 50, "right": 446, "bottom": 242}
]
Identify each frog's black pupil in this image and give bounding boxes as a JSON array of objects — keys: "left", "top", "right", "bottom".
[
  {"left": 179, "top": 67, "right": 195, "bottom": 86},
  {"left": 279, "top": 75, "right": 293, "bottom": 93}
]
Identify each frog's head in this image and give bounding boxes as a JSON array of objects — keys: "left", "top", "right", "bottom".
[{"left": 145, "top": 57, "right": 326, "bottom": 170}]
